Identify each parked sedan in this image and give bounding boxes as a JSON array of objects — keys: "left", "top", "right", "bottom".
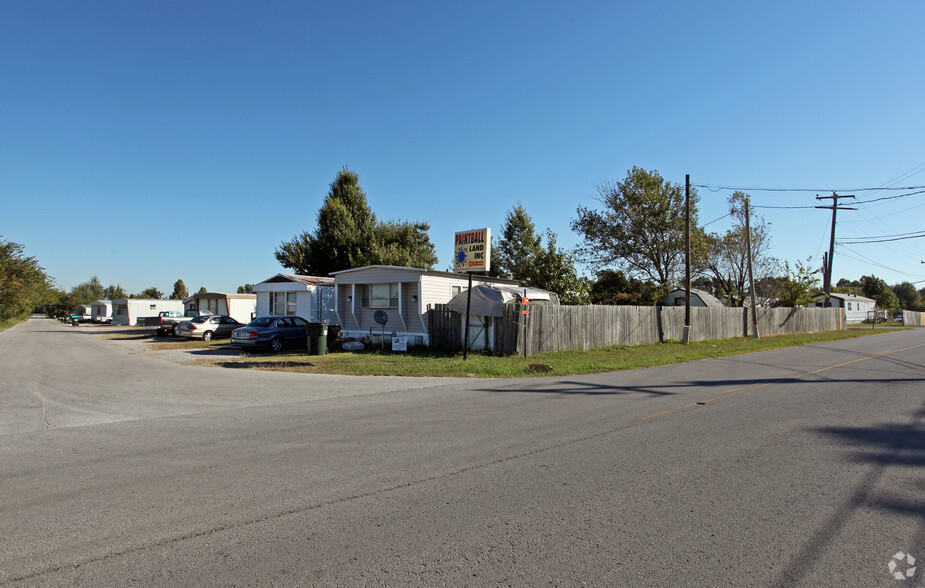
[
  {"left": 176, "top": 315, "right": 244, "bottom": 341},
  {"left": 230, "top": 316, "right": 309, "bottom": 352}
]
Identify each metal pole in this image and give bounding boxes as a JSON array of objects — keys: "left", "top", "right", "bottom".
[
  {"left": 682, "top": 174, "right": 692, "bottom": 344},
  {"left": 463, "top": 271, "right": 472, "bottom": 360},
  {"left": 523, "top": 288, "right": 528, "bottom": 359}
]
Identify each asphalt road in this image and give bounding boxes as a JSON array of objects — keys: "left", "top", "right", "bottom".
[{"left": 1, "top": 317, "right": 923, "bottom": 586}]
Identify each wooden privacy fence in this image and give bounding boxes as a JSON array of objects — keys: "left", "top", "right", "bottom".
[
  {"left": 428, "top": 304, "right": 846, "bottom": 356},
  {"left": 902, "top": 310, "right": 925, "bottom": 326}
]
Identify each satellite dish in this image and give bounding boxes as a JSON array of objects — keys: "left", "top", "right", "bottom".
[{"left": 374, "top": 310, "right": 389, "bottom": 326}]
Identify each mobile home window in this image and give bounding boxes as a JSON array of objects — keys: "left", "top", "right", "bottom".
[
  {"left": 272, "top": 292, "right": 298, "bottom": 316},
  {"left": 367, "top": 283, "right": 399, "bottom": 308},
  {"left": 847, "top": 302, "right": 852, "bottom": 311}
]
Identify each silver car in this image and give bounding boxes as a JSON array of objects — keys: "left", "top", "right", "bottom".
[{"left": 175, "top": 315, "right": 244, "bottom": 341}]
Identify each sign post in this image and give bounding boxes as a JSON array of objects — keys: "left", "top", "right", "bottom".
[{"left": 454, "top": 228, "right": 491, "bottom": 360}]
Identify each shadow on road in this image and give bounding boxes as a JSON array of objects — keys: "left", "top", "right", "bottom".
[
  {"left": 476, "top": 376, "right": 925, "bottom": 398},
  {"left": 774, "top": 404, "right": 925, "bottom": 585}
]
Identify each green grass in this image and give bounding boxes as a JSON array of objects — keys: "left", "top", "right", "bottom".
[
  {"left": 0, "top": 315, "right": 30, "bottom": 333},
  {"left": 192, "top": 328, "right": 899, "bottom": 378}
]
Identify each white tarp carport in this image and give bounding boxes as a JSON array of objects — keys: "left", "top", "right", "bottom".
[{"left": 446, "top": 285, "right": 557, "bottom": 350}]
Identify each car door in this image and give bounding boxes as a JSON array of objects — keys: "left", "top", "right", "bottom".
[
  {"left": 290, "top": 317, "right": 308, "bottom": 347},
  {"left": 274, "top": 318, "right": 293, "bottom": 345},
  {"left": 217, "top": 317, "right": 241, "bottom": 337}
]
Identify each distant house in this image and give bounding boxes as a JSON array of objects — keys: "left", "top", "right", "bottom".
[
  {"left": 662, "top": 288, "right": 726, "bottom": 308},
  {"left": 812, "top": 292, "right": 877, "bottom": 324},
  {"left": 330, "top": 265, "right": 523, "bottom": 346},
  {"left": 90, "top": 299, "right": 112, "bottom": 323},
  {"left": 183, "top": 292, "right": 257, "bottom": 324},
  {"left": 251, "top": 274, "right": 335, "bottom": 322},
  {"left": 111, "top": 299, "right": 184, "bottom": 326}
]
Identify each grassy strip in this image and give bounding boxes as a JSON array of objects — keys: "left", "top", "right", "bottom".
[
  {"left": 0, "top": 315, "right": 30, "bottom": 333},
  {"left": 192, "top": 328, "right": 899, "bottom": 378}
]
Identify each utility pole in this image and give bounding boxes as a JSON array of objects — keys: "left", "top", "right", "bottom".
[
  {"left": 744, "top": 198, "right": 759, "bottom": 338},
  {"left": 815, "top": 192, "right": 856, "bottom": 306},
  {"left": 681, "top": 174, "right": 691, "bottom": 345}
]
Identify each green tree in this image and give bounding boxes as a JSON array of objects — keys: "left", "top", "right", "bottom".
[
  {"left": 496, "top": 203, "right": 543, "bottom": 283},
  {"left": 876, "top": 287, "right": 900, "bottom": 313},
  {"left": 373, "top": 220, "right": 438, "bottom": 269},
  {"left": 103, "top": 284, "right": 126, "bottom": 300},
  {"left": 892, "top": 282, "right": 923, "bottom": 311},
  {"left": 588, "top": 269, "right": 664, "bottom": 306},
  {"left": 861, "top": 275, "right": 888, "bottom": 299},
  {"left": 0, "top": 237, "right": 55, "bottom": 320},
  {"left": 197, "top": 286, "right": 207, "bottom": 294},
  {"left": 778, "top": 259, "right": 820, "bottom": 307},
  {"left": 275, "top": 168, "right": 437, "bottom": 275},
  {"left": 237, "top": 284, "right": 255, "bottom": 294},
  {"left": 530, "top": 230, "right": 590, "bottom": 305},
  {"left": 495, "top": 205, "right": 589, "bottom": 304},
  {"left": 137, "top": 287, "right": 163, "bottom": 299},
  {"left": 835, "top": 277, "right": 861, "bottom": 292},
  {"left": 170, "top": 279, "right": 189, "bottom": 300},
  {"left": 69, "top": 276, "right": 105, "bottom": 304},
  {"left": 703, "top": 192, "right": 778, "bottom": 307},
  {"left": 572, "top": 167, "right": 701, "bottom": 287}
]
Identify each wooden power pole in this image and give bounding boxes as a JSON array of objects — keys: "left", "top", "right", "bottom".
[
  {"left": 681, "top": 174, "right": 691, "bottom": 345},
  {"left": 815, "top": 192, "right": 856, "bottom": 306}
]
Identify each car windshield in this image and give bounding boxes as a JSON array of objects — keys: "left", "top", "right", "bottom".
[
  {"left": 248, "top": 317, "right": 275, "bottom": 328},
  {"left": 191, "top": 316, "right": 209, "bottom": 323}
]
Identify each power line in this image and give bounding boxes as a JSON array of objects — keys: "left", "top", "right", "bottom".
[
  {"left": 854, "top": 188, "right": 925, "bottom": 205},
  {"left": 839, "top": 229, "right": 925, "bottom": 240},
  {"left": 693, "top": 184, "right": 925, "bottom": 193},
  {"left": 753, "top": 204, "right": 818, "bottom": 209},
  {"left": 836, "top": 245, "right": 925, "bottom": 280},
  {"left": 838, "top": 232, "right": 925, "bottom": 244}
]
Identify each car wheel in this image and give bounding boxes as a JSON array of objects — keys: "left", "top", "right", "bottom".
[
  {"left": 270, "top": 337, "right": 283, "bottom": 352},
  {"left": 171, "top": 326, "right": 178, "bottom": 336},
  {"left": 202, "top": 331, "right": 213, "bottom": 341}
]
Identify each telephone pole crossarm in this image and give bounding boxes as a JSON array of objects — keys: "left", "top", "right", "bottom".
[{"left": 815, "top": 193, "right": 855, "bottom": 305}]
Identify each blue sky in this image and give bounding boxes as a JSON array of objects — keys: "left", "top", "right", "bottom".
[{"left": 3, "top": 1, "right": 924, "bottom": 295}]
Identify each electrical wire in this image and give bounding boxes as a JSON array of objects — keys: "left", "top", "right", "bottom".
[
  {"left": 835, "top": 245, "right": 925, "bottom": 280},
  {"left": 854, "top": 188, "right": 925, "bottom": 205},
  {"left": 693, "top": 184, "right": 925, "bottom": 193},
  {"left": 838, "top": 232, "right": 925, "bottom": 244},
  {"left": 699, "top": 212, "right": 734, "bottom": 229}
]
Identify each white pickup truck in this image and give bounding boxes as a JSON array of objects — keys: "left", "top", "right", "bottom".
[{"left": 150, "top": 309, "right": 213, "bottom": 336}]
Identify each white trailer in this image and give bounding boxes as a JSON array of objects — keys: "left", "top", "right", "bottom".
[{"left": 111, "top": 299, "right": 184, "bottom": 326}]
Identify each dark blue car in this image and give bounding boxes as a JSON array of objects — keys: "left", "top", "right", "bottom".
[{"left": 230, "top": 316, "right": 309, "bottom": 352}]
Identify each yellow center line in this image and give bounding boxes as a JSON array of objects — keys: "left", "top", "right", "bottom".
[{"left": 631, "top": 342, "right": 925, "bottom": 423}]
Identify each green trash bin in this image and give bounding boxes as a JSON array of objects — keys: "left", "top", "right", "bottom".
[{"left": 306, "top": 323, "right": 328, "bottom": 356}]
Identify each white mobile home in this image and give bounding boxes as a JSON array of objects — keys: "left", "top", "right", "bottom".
[
  {"left": 90, "top": 299, "right": 112, "bottom": 323},
  {"left": 330, "top": 265, "right": 523, "bottom": 346},
  {"left": 813, "top": 293, "right": 877, "bottom": 324},
  {"left": 252, "top": 274, "right": 335, "bottom": 322},
  {"left": 111, "top": 299, "right": 184, "bottom": 326},
  {"left": 183, "top": 292, "right": 257, "bottom": 324},
  {"left": 73, "top": 305, "right": 93, "bottom": 322}
]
